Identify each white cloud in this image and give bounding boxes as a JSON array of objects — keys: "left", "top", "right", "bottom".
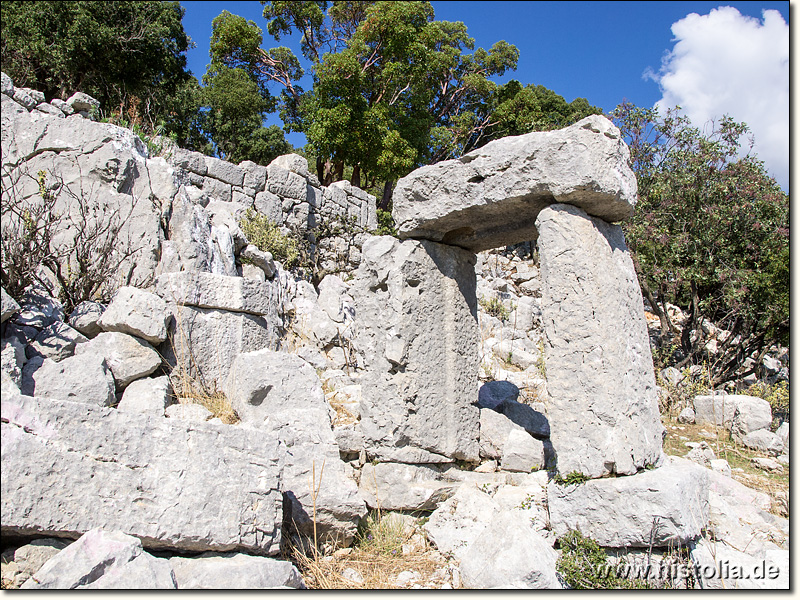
[{"left": 650, "top": 7, "right": 789, "bottom": 189}]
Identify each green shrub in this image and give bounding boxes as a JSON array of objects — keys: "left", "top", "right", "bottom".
[
  {"left": 557, "top": 530, "right": 648, "bottom": 589},
  {"left": 374, "top": 208, "right": 397, "bottom": 237},
  {"left": 355, "top": 511, "right": 404, "bottom": 556},
  {"left": 239, "top": 208, "right": 300, "bottom": 268},
  {"left": 746, "top": 380, "right": 789, "bottom": 425},
  {"left": 479, "top": 295, "right": 510, "bottom": 321}
]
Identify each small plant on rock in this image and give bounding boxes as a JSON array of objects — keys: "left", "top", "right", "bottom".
[
  {"left": 557, "top": 530, "right": 649, "bottom": 589},
  {"left": 239, "top": 208, "right": 301, "bottom": 269},
  {"left": 479, "top": 295, "right": 510, "bottom": 321},
  {"left": 552, "top": 471, "right": 589, "bottom": 486}
]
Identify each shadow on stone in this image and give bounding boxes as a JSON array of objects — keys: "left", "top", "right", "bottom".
[{"left": 476, "top": 381, "right": 550, "bottom": 439}]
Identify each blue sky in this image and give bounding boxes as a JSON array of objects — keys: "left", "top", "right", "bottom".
[{"left": 179, "top": 1, "right": 789, "bottom": 188}]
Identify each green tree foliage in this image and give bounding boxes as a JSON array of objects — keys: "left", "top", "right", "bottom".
[
  {"left": 430, "top": 79, "right": 602, "bottom": 163},
  {"left": 202, "top": 12, "right": 293, "bottom": 164},
  {"left": 212, "top": 1, "right": 519, "bottom": 204},
  {"left": 613, "top": 102, "right": 789, "bottom": 385},
  {"left": 0, "top": 0, "right": 199, "bottom": 141}
]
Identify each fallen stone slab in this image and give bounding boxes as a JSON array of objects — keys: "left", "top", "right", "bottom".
[
  {"left": 68, "top": 301, "right": 105, "bottom": 337},
  {"left": 31, "top": 352, "right": 116, "bottom": 406},
  {"left": 11, "top": 538, "right": 70, "bottom": 578},
  {"left": 117, "top": 376, "right": 171, "bottom": 414},
  {"left": 2, "top": 394, "right": 283, "bottom": 556},
  {"left": 74, "top": 331, "right": 161, "bottom": 390},
  {"left": 21, "top": 528, "right": 145, "bottom": 589},
  {"left": 392, "top": 115, "right": 637, "bottom": 252},
  {"left": 81, "top": 552, "right": 177, "bottom": 589},
  {"left": 547, "top": 457, "right": 709, "bottom": 548},
  {"left": 165, "top": 304, "right": 277, "bottom": 390},
  {"left": 537, "top": 204, "right": 664, "bottom": 478},
  {"left": 225, "top": 348, "right": 366, "bottom": 546},
  {"left": 740, "top": 429, "right": 783, "bottom": 456},
  {"left": 98, "top": 286, "right": 170, "bottom": 344},
  {"left": 169, "top": 553, "right": 304, "bottom": 589},
  {"left": 729, "top": 395, "right": 773, "bottom": 440},
  {"left": 424, "top": 484, "right": 560, "bottom": 589},
  {"left": 692, "top": 393, "right": 760, "bottom": 429}
]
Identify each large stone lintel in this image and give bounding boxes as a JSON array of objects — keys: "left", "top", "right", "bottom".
[{"left": 392, "top": 115, "right": 637, "bottom": 252}]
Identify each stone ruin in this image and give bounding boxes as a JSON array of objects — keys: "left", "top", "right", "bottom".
[
  {"left": 355, "top": 114, "right": 664, "bottom": 478},
  {"left": 5, "top": 74, "right": 785, "bottom": 589}
]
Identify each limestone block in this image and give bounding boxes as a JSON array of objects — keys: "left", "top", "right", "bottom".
[
  {"left": 68, "top": 301, "right": 105, "bottom": 337},
  {"left": 537, "top": 203, "right": 663, "bottom": 478},
  {"left": 31, "top": 353, "right": 115, "bottom": 406},
  {"left": 166, "top": 304, "right": 276, "bottom": 389},
  {"left": 98, "top": 286, "right": 170, "bottom": 345},
  {"left": 740, "top": 430, "right": 783, "bottom": 456},
  {"left": 66, "top": 92, "right": 99, "bottom": 112},
  {"left": 393, "top": 115, "right": 637, "bottom": 251},
  {"left": 155, "top": 271, "right": 280, "bottom": 317},
  {"left": 351, "top": 236, "right": 480, "bottom": 463},
  {"left": 547, "top": 457, "right": 709, "bottom": 548},
  {"left": 269, "top": 153, "right": 309, "bottom": 178},
  {"left": 2, "top": 394, "right": 283, "bottom": 555},
  {"left": 117, "top": 376, "right": 171, "bottom": 414},
  {"left": 729, "top": 395, "right": 773, "bottom": 440},
  {"left": 72, "top": 331, "right": 160, "bottom": 390},
  {"left": 81, "top": 552, "right": 177, "bottom": 589},
  {"left": 204, "top": 156, "right": 245, "bottom": 187},
  {"left": 168, "top": 553, "right": 303, "bottom": 589},
  {"left": 225, "top": 349, "right": 366, "bottom": 545},
  {"left": 266, "top": 164, "right": 307, "bottom": 200}
]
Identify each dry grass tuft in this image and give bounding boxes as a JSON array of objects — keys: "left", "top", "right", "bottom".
[
  {"left": 292, "top": 511, "right": 453, "bottom": 589},
  {"left": 170, "top": 372, "right": 239, "bottom": 424}
]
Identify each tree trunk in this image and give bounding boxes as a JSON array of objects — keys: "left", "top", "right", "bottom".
[
  {"left": 350, "top": 164, "right": 361, "bottom": 188},
  {"left": 379, "top": 180, "right": 395, "bottom": 210}
]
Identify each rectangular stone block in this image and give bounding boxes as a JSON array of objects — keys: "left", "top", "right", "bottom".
[
  {"left": 351, "top": 237, "right": 480, "bottom": 463},
  {"left": 1, "top": 393, "right": 283, "bottom": 555},
  {"left": 537, "top": 203, "right": 664, "bottom": 478}
]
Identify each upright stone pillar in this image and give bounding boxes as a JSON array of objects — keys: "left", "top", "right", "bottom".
[
  {"left": 351, "top": 236, "right": 480, "bottom": 463},
  {"left": 536, "top": 203, "right": 664, "bottom": 478}
]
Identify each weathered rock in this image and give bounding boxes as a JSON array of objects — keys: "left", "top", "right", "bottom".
[
  {"left": 2, "top": 394, "right": 283, "bottom": 555},
  {"left": 351, "top": 236, "right": 480, "bottom": 463},
  {"left": 66, "top": 92, "right": 100, "bottom": 112},
  {"left": 27, "top": 321, "right": 88, "bottom": 362},
  {"left": 691, "top": 539, "right": 788, "bottom": 589},
  {"left": 677, "top": 406, "right": 696, "bottom": 424},
  {"left": 155, "top": 271, "right": 280, "bottom": 317},
  {"left": 117, "top": 376, "right": 171, "bottom": 414},
  {"left": 547, "top": 457, "right": 709, "bottom": 548},
  {"left": 81, "top": 552, "right": 177, "bottom": 589},
  {"left": 239, "top": 245, "right": 276, "bottom": 278},
  {"left": 1, "top": 72, "right": 14, "bottom": 96},
  {"left": 692, "top": 393, "right": 750, "bottom": 428},
  {"left": 500, "top": 429, "right": 545, "bottom": 473},
  {"left": 168, "top": 553, "right": 303, "bottom": 589},
  {"left": 729, "top": 395, "right": 773, "bottom": 440},
  {"left": 166, "top": 304, "right": 276, "bottom": 389},
  {"left": 74, "top": 331, "right": 161, "bottom": 390},
  {"left": 359, "top": 462, "right": 458, "bottom": 511},
  {"left": 98, "top": 286, "right": 170, "bottom": 344},
  {"left": 1, "top": 337, "right": 25, "bottom": 388},
  {"left": 1, "top": 287, "right": 19, "bottom": 322},
  {"left": 225, "top": 349, "right": 366, "bottom": 545},
  {"left": 68, "top": 301, "right": 105, "bottom": 337},
  {"left": 775, "top": 421, "right": 789, "bottom": 453},
  {"left": 740, "top": 429, "right": 783, "bottom": 456},
  {"left": 424, "top": 484, "right": 559, "bottom": 589},
  {"left": 751, "top": 456, "right": 783, "bottom": 473},
  {"left": 20, "top": 529, "right": 144, "bottom": 589},
  {"left": 537, "top": 204, "right": 663, "bottom": 478},
  {"left": 393, "top": 115, "right": 636, "bottom": 251},
  {"left": 12, "top": 539, "right": 70, "bottom": 576},
  {"left": 31, "top": 352, "right": 116, "bottom": 406}
]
